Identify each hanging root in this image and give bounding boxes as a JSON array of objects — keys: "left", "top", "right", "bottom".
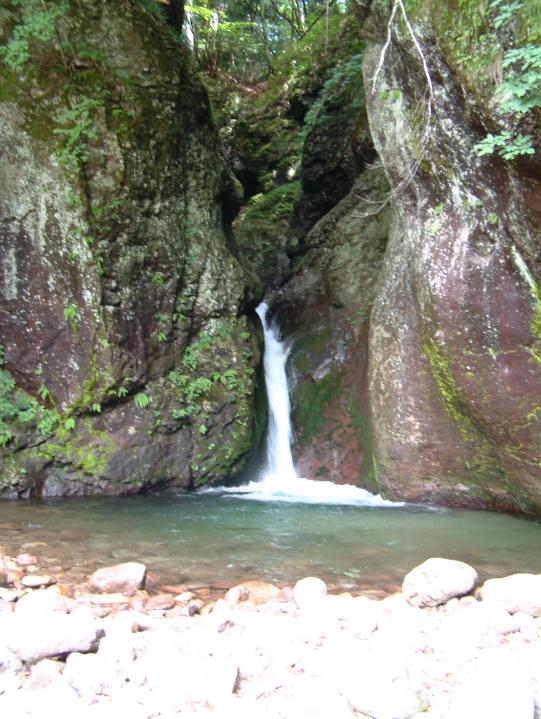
[{"left": 362, "top": 0, "right": 435, "bottom": 209}]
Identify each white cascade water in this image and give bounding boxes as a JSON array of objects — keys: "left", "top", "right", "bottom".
[
  {"left": 201, "top": 300, "right": 403, "bottom": 506},
  {"left": 255, "top": 301, "right": 298, "bottom": 484}
]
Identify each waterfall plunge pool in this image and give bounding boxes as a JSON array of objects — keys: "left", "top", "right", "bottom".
[
  {"left": 3, "top": 302, "right": 541, "bottom": 596},
  {"left": 1, "top": 493, "right": 540, "bottom": 596}
]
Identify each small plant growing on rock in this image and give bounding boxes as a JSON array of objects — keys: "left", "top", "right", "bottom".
[
  {"left": 63, "top": 303, "right": 78, "bottom": 331},
  {"left": 0, "top": 0, "right": 67, "bottom": 72},
  {"left": 54, "top": 97, "right": 101, "bottom": 171},
  {"left": 64, "top": 417, "right": 76, "bottom": 432},
  {"left": 134, "top": 392, "right": 150, "bottom": 409}
]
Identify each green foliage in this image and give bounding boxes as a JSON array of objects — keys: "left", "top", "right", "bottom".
[
  {"left": 474, "top": 131, "right": 534, "bottom": 158},
  {"left": 302, "top": 53, "right": 364, "bottom": 139},
  {"left": 499, "top": 45, "right": 541, "bottom": 113},
  {"left": 185, "top": 0, "right": 350, "bottom": 79},
  {"left": 0, "top": 351, "right": 60, "bottom": 444},
  {"left": 64, "top": 417, "right": 76, "bottom": 432},
  {"left": 63, "top": 303, "right": 79, "bottom": 331},
  {"left": 182, "top": 335, "right": 212, "bottom": 372},
  {"left": 352, "top": 306, "right": 368, "bottom": 325},
  {"left": 185, "top": 377, "right": 213, "bottom": 402},
  {"left": 172, "top": 404, "right": 197, "bottom": 419},
  {"left": 0, "top": 0, "right": 67, "bottom": 72},
  {"left": 37, "top": 410, "right": 61, "bottom": 436},
  {"left": 134, "top": 392, "right": 150, "bottom": 409},
  {"left": 241, "top": 182, "right": 301, "bottom": 227},
  {"left": 212, "top": 368, "right": 240, "bottom": 390},
  {"left": 54, "top": 97, "right": 101, "bottom": 170},
  {"left": 492, "top": 0, "right": 524, "bottom": 27},
  {"left": 473, "top": 2, "right": 541, "bottom": 159}
]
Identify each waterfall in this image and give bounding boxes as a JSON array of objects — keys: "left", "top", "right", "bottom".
[
  {"left": 201, "top": 300, "right": 403, "bottom": 506},
  {"left": 255, "top": 301, "right": 298, "bottom": 484}
]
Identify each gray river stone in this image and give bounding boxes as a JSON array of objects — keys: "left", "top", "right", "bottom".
[
  {"left": 481, "top": 574, "right": 541, "bottom": 617},
  {"left": 64, "top": 651, "right": 128, "bottom": 701},
  {"left": 402, "top": 558, "right": 478, "bottom": 607},
  {"left": 15, "top": 588, "right": 68, "bottom": 615},
  {"left": 293, "top": 576, "right": 328, "bottom": 610},
  {"left": 3, "top": 614, "right": 100, "bottom": 663}
]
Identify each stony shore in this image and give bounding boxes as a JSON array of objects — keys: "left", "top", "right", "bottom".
[{"left": 1, "top": 552, "right": 541, "bottom": 719}]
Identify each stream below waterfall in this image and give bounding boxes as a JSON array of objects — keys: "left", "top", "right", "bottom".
[
  {"left": 1, "top": 494, "right": 541, "bottom": 595},
  {"left": 1, "top": 304, "right": 541, "bottom": 596}
]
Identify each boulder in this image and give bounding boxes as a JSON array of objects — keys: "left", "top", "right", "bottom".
[
  {"left": 64, "top": 651, "right": 128, "bottom": 700},
  {"left": 26, "top": 659, "right": 64, "bottom": 690},
  {"left": 334, "top": 647, "right": 422, "bottom": 719},
  {"left": 15, "top": 587, "right": 68, "bottom": 615},
  {"left": 78, "top": 593, "right": 132, "bottom": 610},
  {"left": 0, "top": 588, "right": 19, "bottom": 602},
  {"left": 0, "top": 674, "right": 81, "bottom": 716},
  {"left": 5, "top": 614, "right": 99, "bottom": 663},
  {"left": 88, "top": 563, "right": 147, "bottom": 595},
  {"left": 402, "top": 558, "right": 478, "bottom": 607},
  {"left": 481, "top": 574, "right": 541, "bottom": 617},
  {"left": 129, "top": 642, "right": 239, "bottom": 707},
  {"left": 437, "top": 602, "right": 519, "bottom": 656},
  {"left": 293, "top": 577, "right": 328, "bottom": 610}
]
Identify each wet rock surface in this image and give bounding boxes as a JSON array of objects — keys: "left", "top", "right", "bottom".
[{"left": 280, "top": 168, "right": 390, "bottom": 489}]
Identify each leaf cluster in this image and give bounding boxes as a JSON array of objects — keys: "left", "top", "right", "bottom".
[
  {"left": 0, "top": 0, "right": 67, "bottom": 72},
  {"left": 473, "top": 1, "right": 541, "bottom": 160}
]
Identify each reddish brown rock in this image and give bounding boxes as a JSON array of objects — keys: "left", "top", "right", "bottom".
[
  {"left": 145, "top": 594, "right": 176, "bottom": 612},
  {"left": 225, "top": 580, "right": 282, "bottom": 606},
  {"left": 361, "top": 8, "right": 541, "bottom": 513}
]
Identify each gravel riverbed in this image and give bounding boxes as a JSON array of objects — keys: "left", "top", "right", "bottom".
[{"left": 1, "top": 551, "right": 541, "bottom": 719}]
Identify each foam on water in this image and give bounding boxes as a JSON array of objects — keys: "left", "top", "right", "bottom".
[{"left": 205, "top": 476, "right": 403, "bottom": 506}]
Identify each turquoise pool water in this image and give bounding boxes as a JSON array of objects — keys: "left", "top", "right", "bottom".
[{"left": 1, "top": 492, "right": 540, "bottom": 595}]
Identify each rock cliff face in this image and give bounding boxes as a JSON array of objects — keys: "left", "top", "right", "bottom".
[
  {"left": 274, "top": 0, "right": 541, "bottom": 515},
  {"left": 268, "top": 49, "right": 389, "bottom": 489},
  {"left": 0, "top": 0, "right": 258, "bottom": 497},
  {"left": 361, "top": 0, "right": 541, "bottom": 512},
  {"left": 282, "top": 169, "right": 389, "bottom": 488}
]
